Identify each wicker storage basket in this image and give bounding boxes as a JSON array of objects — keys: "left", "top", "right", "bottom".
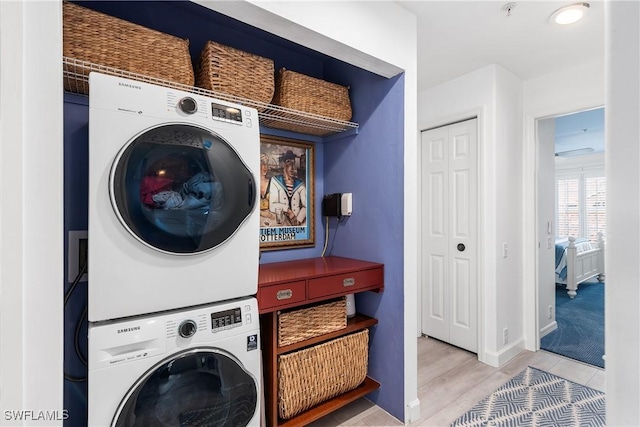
[
  {"left": 278, "top": 329, "right": 369, "bottom": 419},
  {"left": 63, "top": 2, "right": 194, "bottom": 94},
  {"left": 272, "top": 68, "right": 352, "bottom": 120},
  {"left": 196, "top": 41, "right": 275, "bottom": 109},
  {"left": 278, "top": 298, "right": 347, "bottom": 347}
]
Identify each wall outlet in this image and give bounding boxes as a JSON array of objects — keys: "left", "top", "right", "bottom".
[
  {"left": 503, "top": 327, "right": 509, "bottom": 345},
  {"left": 68, "top": 230, "right": 88, "bottom": 283},
  {"left": 548, "top": 305, "right": 553, "bottom": 320},
  {"left": 502, "top": 242, "right": 508, "bottom": 258}
]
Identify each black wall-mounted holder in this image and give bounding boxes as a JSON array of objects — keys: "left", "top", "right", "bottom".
[{"left": 322, "top": 193, "right": 342, "bottom": 218}]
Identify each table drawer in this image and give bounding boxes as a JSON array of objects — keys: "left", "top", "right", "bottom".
[
  {"left": 308, "top": 267, "right": 383, "bottom": 299},
  {"left": 258, "top": 280, "right": 307, "bottom": 311}
]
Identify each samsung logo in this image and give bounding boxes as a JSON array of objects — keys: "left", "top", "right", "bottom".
[
  {"left": 117, "top": 326, "right": 141, "bottom": 334},
  {"left": 118, "top": 82, "right": 142, "bottom": 90}
]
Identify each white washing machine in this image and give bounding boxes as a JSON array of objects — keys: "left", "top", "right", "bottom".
[
  {"left": 88, "top": 72, "right": 260, "bottom": 322},
  {"left": 88, "top": 296, "right": 261, "bottom": 426}
]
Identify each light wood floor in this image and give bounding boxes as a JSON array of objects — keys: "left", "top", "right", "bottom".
[{"left": 309, "top": 336, "right": 605, "bottom": 427}]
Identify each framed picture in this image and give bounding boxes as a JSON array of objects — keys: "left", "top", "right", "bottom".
[{"left": 258, "top": 135, "right": 315, "bottom": 250}]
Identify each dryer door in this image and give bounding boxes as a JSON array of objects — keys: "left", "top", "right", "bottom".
[
  {"left": 112, "top": 348, "right": 258, "bottom": 427},
  {"left": 111, "top": 124, "right": 256, "bottom": 254}
]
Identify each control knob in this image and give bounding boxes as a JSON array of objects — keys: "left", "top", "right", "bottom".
[
  {"left": 178, "top": 320, "right": 197, "bottom": 338},
  {"left": 178, "top": 97, "right": 198, "bottom": 114}
]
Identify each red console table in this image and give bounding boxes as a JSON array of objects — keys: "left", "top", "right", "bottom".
[{"left": 258, "top": 256, "right": 384, "bottom": 427}]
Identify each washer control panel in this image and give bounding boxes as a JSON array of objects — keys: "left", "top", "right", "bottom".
[{"left": 211, "top": 306, "right": 243, "bottom": 332}]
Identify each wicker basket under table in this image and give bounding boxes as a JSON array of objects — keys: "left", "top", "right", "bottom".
[
  {"left": 63, "top": 1, "right": 194, "bottom": 95},
  {"left": 196, "top": 40, "right": 275, "bottom": 110},
  {"left": 278, "top": 297, "right": 347, "bottom": 347},
  {"left": 278, "top": 329, "right": 369, "bottom": 420}
]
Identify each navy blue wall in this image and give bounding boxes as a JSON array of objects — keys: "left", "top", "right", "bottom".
[
  {"left": 64, "top": 1, "right": 406, "bottom": 423},
  {"left": 63, "top": 95, "right": 90, "bottom": 426},
  {"left": 323, "top": 62, "right": 405, "bottom": 419}
]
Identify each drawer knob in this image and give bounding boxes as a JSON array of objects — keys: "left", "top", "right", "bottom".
[
  {"left": 276, "top": 289, "right": 293, "bottom": 300},
  {"left": 343, "top": 277, "right": 355, "bottom": 287}
]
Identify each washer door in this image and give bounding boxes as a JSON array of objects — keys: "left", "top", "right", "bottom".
[
  {"left": 111, "top": 124, "right": 256, "bottom": 254},
  {"left": 113, "top": 349, "right": 258, "bottom": 427}
]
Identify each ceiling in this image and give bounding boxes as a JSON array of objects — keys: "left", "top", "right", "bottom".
[
  {"left": 396, "top": 1, "right": 606, "bottom": 155},
  {"left": 555, "top": 107, "right": 604, "bottom": 155},
  {"left": 396, "top": 1, "right": 605, "bottom": 92}
]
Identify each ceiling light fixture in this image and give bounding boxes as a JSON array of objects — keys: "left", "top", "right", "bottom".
[
  {"left": 550, "top": 2, "right": 590, "bottom": 25},
  {"left": 555, "top": 147, "right": 595, "bottom": 157}
]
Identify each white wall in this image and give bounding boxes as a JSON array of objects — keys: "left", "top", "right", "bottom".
[
  {"left": 521, "top": 58, "right": 605, "bottom": 351},
  {"left": 605, "top": 1, "right": 640, "bottom": 424},
  {"left": 537, "top": 118, "right": 557, "bottom": 337},
  {"left": 194, "top": 1, "right": 406, "bottom": 79},
  {"left": 0, "top": 1, "right": 64, "bottom": 426},
  {"left": 417, "top": 64, "right": 524, "bottom": 367},
  {"left": 494, "top": 66, "right": 524, "bottom": 363},
  {"left": 0, "top": 0, "right": 421, "bottom": 424},
  {"left": 523, "top": 60, "right": 606, "bottom": 115}
]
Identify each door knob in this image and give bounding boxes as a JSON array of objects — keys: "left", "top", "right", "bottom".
[{"left": 457, "top": 243, "right": 466, "bottom": 252}]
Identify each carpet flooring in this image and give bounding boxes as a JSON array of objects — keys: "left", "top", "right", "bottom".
[
  {"left": 450, "top": 366, "right": 606, "bottom": 427},
  {"left": 540, "top": 280, "right": 604, "bottom": 368}
]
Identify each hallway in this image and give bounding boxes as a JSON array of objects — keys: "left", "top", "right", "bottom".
[{"left": 310, "top": 336, "right": 605, "bottom": 426}]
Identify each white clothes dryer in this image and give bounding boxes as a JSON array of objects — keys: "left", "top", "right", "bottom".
[
  {"left": 88, "top": 72, "right": 260, "bottom": 322},
  {"left": 88, "top": 296, "right": 261, "bottom": 427}
]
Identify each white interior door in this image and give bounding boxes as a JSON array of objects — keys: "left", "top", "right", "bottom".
[{"left": 421, "top": 119, "right": 478, "bottom": 353}]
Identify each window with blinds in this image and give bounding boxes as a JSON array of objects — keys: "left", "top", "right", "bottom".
[
  {"left": 557, "top": 176, "right": 580, "bottom": 238},
  {"left": 585, "top": 175, "right": 606, "bottom": 241},
  {"left": 555, "top": 171, "right": 606, "bottom": 242}
]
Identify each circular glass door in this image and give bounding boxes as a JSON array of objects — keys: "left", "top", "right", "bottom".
[
  {"left": 110, "top": 124, "right": 256, "bottom": 254},
  {"left": 113, "top": 348, "right": 258, "bottom": 427}
]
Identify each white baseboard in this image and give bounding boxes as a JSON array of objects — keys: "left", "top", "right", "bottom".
[
  {"left": 540, "top": 321, "right": 558, "bottom": 338},
  {"left": 483, "top": 338, "right": 525, "bottom": 367},
  {"left": 405, "top": 398, "right": 421, "bottom": 425}
]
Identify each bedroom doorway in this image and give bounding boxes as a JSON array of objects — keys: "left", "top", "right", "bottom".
[{"left": 535, "top": 107, "right": 606, "bottom": 369}]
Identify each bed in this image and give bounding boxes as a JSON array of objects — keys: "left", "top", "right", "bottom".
[{"left": 555, "top": 233, "right": 605, "bottom": 298}]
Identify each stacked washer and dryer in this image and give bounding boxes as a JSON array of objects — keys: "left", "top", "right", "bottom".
[{"left": 87, "top": 72, "right": 262, "bottom": 426}]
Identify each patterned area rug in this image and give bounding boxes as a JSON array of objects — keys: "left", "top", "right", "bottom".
[{"left": 451, "top": 367, "right": 605, "bottom": 427}]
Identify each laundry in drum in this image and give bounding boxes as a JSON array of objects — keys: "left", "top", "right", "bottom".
[
  {"left": 140, "top": 156, "right": 223, "bottom": 211},
  {"left": 150, "top": 172, "right": 222, "bottom": 210}
]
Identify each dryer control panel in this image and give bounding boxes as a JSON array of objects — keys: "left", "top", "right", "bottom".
[{"left": 211, "top": 102, "right": 243, "bottom": 124}]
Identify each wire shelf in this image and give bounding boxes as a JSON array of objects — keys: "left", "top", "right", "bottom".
[{"left": 63, "top": 57, "right": 359, "bottom": 137}]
